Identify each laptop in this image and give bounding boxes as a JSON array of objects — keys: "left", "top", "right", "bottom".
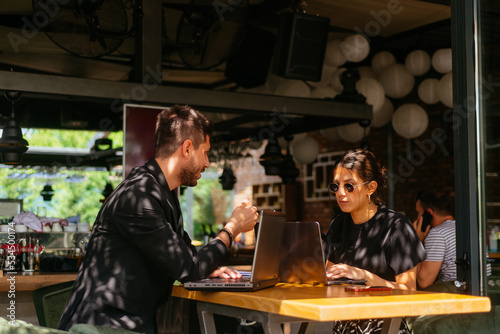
[
  {"left": 183, "top": 210, "right": 287, "bottom": 291},
  {"left": 279, "top": 221, "right": 366, "bottom": 285}
]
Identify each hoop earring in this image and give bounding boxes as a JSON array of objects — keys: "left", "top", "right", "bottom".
[{"left": 368, "top": 194, "right": 371, "bottom": 204}]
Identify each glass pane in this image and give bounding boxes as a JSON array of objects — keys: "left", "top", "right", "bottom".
[{"left": 478, "top": 1, "right": 500, "bottom": 305}]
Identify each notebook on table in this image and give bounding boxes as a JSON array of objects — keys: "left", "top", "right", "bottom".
[
  {"left": 279, "top": 221, "right": 366, "bottom": 286},
  {"left": 183, "top": 210, "right": 287, "bottom": 292}
]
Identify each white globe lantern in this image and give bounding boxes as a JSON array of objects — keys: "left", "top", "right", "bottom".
[
  {"left": 392, "top": 103, "right": 429, "bottom": 139},
  {"left": 340, "top": 34, "right": 370, "bottom": 63},
  {"left": 432, "top": 48, "right": 452, "bottom": 74},
  {"left": 274, "top": 79, "right": 311, "bottom": 97},
  {"left": 371, "top": 51, "right": 396, "bottom": 74},
  {"left": 320, "top": 127, "right": 341, "bottom": 142},
  {"left": 265, "top": 71, "right": 288, "bottom": 93},
  {"left": 330, "top": 67, "right": 347, "bottom": 93},
  {"left": 355, "top": 77, "right": 385, "bottom": 113},
  {"left": 324, "top": 39, "right": 347, "bottom": 67},
  {"left": 307, "top": 65, "right": 337, "bottom": 88},
  {"left": 338, "top": 122, "right": 370, "bottom": 143},
  {"left": 379, "top": 64, "right": 415, "bottom": 99},
  {"left": 358, "top": 66, "right": 378, "bottom": 80},
  {"left": 405, "top": 50, "right": 431, "bottom": 76},
  {"left": 418, "top": 78, "right": 440, "bottom": 104},
  {"left": 437, "top": 72, "right": 453, "bottom": 108},
  {"left": 311, "top": 86, "right": 339, "bottom": 99},
  {"left": 291, "top": 136, "right": 320, "bottom": 164},
  {"left": 371, "top": 97, "right": 394, "bottom": 128}
]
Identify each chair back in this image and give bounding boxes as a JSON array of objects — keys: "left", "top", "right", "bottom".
[{"left": 32, "top": 280, "right": 75, "bottom": 328}]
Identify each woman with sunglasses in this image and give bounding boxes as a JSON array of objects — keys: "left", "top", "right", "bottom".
[{"left": 325, "top": 149, "right": 426, "bottom": 334}]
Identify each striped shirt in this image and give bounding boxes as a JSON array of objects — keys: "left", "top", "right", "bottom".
[{"left": 424, "top": 220, "right": 457, "bottom": 282}]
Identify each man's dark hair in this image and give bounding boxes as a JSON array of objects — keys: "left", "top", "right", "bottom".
[
  {"left": 154, "top": 105, "right": 213, "bottom": 158},
  {"left": 416, "top": 191, "right": 453, "bottom": 216}
]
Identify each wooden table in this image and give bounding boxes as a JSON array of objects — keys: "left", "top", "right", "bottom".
[{"left": 172, "top": 283, "right": 491, "bottom": 334}]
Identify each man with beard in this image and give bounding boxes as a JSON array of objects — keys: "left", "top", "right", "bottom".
[{"left": 59, "top": 105, "right": 259, "bottom": 334}]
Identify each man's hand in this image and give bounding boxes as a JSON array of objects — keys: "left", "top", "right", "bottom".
[
  {"left": 208, "top": 266, "right": 242, "bottom": 279},
  {"left": 225, "top": 198, "right": 259, "bottom": 236},
  {"left": 412, "top": 215, "right": 430, "bottom": 243}
]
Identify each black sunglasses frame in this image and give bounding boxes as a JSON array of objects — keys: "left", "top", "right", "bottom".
[{"left": 328, "top": 181, "right": 370, "bottom": 193}]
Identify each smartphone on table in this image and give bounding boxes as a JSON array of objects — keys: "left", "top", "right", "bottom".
[
  {"left": 421, "top": 210, "right": 432, "bottom": 232},
  {"left": 345, "top": 286, "right": 392, "bottom": 292}
]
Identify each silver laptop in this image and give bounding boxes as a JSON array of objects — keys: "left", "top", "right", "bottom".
[
  {"left": 279, "top": 221, "right": 366, "bottom": 285},
  {"left": 183, "top": 210, "right": 286, "bottom": 291}
]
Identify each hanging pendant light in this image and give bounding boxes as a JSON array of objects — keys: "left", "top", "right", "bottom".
[
  {"left": 280, "top": 136, "right": 300, "bottom": 185},
  {"left": 219, "top": 163, "right": 237, "bottom": 190},
  {"left": 41, "top": 184, "right": 55, "bottom": 201},
  {"left": 0, "top": 91, "right": 29, "bottom": 164},
  {"left": 102, "top": 182, "right": 114, "bottom": 199},
  {"left": 259, "top": 134, "right": 285, "bottom": 175}
]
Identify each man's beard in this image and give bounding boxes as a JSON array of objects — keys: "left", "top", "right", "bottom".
[{"left": 180, "top": 165, "right": 203, "bottom": 187}]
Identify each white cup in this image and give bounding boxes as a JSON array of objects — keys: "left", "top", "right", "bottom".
[
  {"left": 64, "top": 224, "right": 77, "bottom": 232},
  {"left": 0, "top": 225, "right": 9, "bottom": 232},
  {"left": 15, "top": 224, "right": 27, "bottom": 233},
  {"left": 51, "top": 222, "right": 63, "bottom": 232},
  {"left": 77, "top": 222, "right": 90, "bottom": 232}
]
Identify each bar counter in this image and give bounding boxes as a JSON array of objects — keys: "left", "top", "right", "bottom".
[{"left": 0, "top": 271, "right": 77, "bottom": 292}]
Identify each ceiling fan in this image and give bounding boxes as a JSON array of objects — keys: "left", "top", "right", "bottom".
[
  {"left": 32, "top": 0, "right": 136, "bottom": 58},
  {"left": 173, "top": 0, "right": 249, "bottom": 69}
]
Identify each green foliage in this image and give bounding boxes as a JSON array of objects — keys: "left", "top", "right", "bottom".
[
  {"left": 180, "top": 177, "right": 232, "bottom": 242},
  {"left": 0, "top": 129, "right": 123, "bottom": 224}
]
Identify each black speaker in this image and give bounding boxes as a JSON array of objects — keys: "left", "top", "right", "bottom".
[
  {"left": 224, "top": 26, "right": 276, "bottom": 89},
  {"left": 272, "top": 12, "right": 330, "bottom": 82}
]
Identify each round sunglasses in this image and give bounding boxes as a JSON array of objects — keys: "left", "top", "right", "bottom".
[{"left": 328, "top": 180, "right": 370, "bottom": 193}]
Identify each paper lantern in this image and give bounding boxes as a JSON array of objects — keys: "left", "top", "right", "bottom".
[
  {"left": 265, "top": 71, "right": 288, "bottom": 93},
  {"left": 432, "top": 48, "right": 452, "bottom": 74},
  {"left": 405, "top": 50, "right": 431, "bottom": 76},
  {"left": 371, "top": 97, "right": 394, "bottom": 128},
  {"left": 392, "top": 103, "right": 429, "bottom": 139},
  {"left": 358, "top": 66, "right": 378, "bottom": 80},
  {"left": 340, "top": 34, "right": 370, "bottom": 63},
  {"left": 274, "top": 79, "right": 311, "bottom": 97},
  {"left": 379, "top": 64, "right": 415, "bottom": 99},
  {"left": 371, "top": 51, "right": 396, "bottom": 74},
  {"left": 324, "top": 39, "right": 346, "bottom": 67},
  {"left": 291, "top": 136, "right": 320, "bottom": 164},
  {"left": 418, "top": 78, "right": 440, "bottom": 104},
  {"left": 330, "top": 67, "right": 347, "bottom": 93},
  {"left": 338, "top": 122, "right": 370, "bottom": 143},
  {"left": 437, "top": 72, "right": 453, "bottom": 108},
  {"left": 355, "top": 77, "right": 385, "bottom": 114},
  {"left": 320, "top": 127, "right": 341, "bottom": 142},
  {"left": 311, "top": 86, "right": 339, "bottom": 99}
]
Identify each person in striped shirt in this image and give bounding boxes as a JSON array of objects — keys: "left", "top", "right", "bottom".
[{"left": 412, "top": 191, "right": 457, "bottom": 290}]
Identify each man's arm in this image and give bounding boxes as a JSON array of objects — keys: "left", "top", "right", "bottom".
[{"left": 417, "top": 260, "right": 442, "bottom": 288}]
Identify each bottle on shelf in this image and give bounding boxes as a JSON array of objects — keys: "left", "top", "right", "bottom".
[{"left": 489, "top": 227, "right": 498, "bottom": 253}]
